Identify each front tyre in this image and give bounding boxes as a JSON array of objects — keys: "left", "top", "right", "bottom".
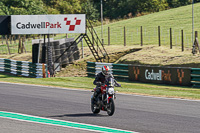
[
  {"left": 91, "top": 97, "right": 100, "bottom": 114},
  {"left": 107, "top": 98, "right": 115, "bottom": 116}
]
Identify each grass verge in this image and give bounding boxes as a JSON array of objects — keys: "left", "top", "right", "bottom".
[{"left": 0, "top": 73, "right": 200, "bottom": 100}]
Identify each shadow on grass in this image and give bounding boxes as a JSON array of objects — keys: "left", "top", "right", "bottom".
[{"left": 0, "top": 72, "right": 21, "bottom": 78}]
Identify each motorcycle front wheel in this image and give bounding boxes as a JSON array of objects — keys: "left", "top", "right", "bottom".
[
  {"left": 107, "top": 98, "right": 115, "bottom": 116},
  {"left": 91, "top": 97, "right": 100, "bottom": 114}
]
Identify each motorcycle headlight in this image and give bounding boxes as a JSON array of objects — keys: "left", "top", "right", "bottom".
[{"left": 108, "top": 87, "right": 114, "bottom": 95}]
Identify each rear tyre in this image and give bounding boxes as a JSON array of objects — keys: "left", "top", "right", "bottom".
[
  {"left": 91, "top": 97, "right": 100, "bottom": 114},
  {"left": 107, "top": 98, "right": 115, "bottom": 116}
]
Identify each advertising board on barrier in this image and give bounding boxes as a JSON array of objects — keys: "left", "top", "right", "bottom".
[
  {"left": 11, "top": 14, "right": 86, "bottom": 34},
  {"left": 129, "top": 65, "right": 191, "bottom": 86}
]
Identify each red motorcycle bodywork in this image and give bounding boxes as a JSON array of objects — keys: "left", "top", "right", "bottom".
[
  {"left": 101, "top": 85, "right": 113, "bottom": 103},
  {"left": 101, "top": 85, "right": 106, "bottom": 94}
]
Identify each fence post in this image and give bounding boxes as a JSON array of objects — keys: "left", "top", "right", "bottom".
[
  {"left": 108, "top": 27, "right": 110, "bottom": 46},
  {"left": 182, "top": 30, "right": 184, "bottom": 51},
  {"left": 195, "top": 31, "right": 198, "bottom": 40},
  {"left": 124, "top": 26, "right": 126, "bottom": 46},
  {"left": 141, "top": 26, "right": 143, "bottom": 46},
  {"left": 158, "top": 26, "right": 161, "bottom": 46},
  {"left": 170, "top": 28, "right": 172, "bottom": 49},
  {"left": 42, "top": 64, "right": 46, "bottom": 78}
]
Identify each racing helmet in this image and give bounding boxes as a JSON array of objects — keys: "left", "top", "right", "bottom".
[{"left": 102, "top": 66, "right": 110, "bottom": 75}]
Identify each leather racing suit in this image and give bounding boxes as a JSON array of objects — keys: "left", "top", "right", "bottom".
[{"left": 93, "top": 72, "right": 120, "bottom": 98}]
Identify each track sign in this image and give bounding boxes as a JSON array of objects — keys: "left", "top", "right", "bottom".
[{"left": 11, "top": 14, "right": 86, "bottom": 34}]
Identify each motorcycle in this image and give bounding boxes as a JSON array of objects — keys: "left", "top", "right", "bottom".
[{"left": 91, "top": 76, "right": 120, "bottom": 116}]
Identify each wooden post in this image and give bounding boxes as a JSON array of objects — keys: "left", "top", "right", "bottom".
[
  {"left": 18, "top": 35, "right": 21, "bottom": 54},
  {"left": 170, "top": 28, "right": 172, "bottom": 49},
  {"left": 158, "top": 26, "right": 161, "bottom": 46},
  {"left": 42, "top": 64, "right": 46, "bottom": 78},
  {"left": 6, "top": 36, "right": 10, "bottom": 55},
  {"left": 181, "top": 30, "right": 184, "bottom": 52},
  {"left": 124, "top": 26, "right": 126, "bottom": 46},
  {"left": 195, "top": 31, "right": 198, "bottom": 39},
  {"left": 141, "top": 26, "right": 143, "bottom": 46},
  {"left": 108, "top": 27, "right": 110, "bottom": 46}
]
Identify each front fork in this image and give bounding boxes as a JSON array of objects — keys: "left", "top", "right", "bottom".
[{"left": 107, "top": 94, "right": 116, "bottom": 104}]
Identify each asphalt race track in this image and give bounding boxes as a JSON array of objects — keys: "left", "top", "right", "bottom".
[{"left": 0, "top": 82, "right": 200, "bottom": 133}]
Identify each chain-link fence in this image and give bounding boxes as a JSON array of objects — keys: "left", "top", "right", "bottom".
[
  {"left": 94, "top": 26, "right": 193, "bottom": 49},
  {"left": 0, "top": 25, "right": 195, "bottom": 54}
]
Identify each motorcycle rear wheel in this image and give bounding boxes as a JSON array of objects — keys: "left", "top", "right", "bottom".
[
  {"left": 91, "top": 97, "right": 100, "bottom": 114},
  {"left": 107, "top": 98, "right": 115, "bottom": 116}
]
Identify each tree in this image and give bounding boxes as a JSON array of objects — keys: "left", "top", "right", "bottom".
[
  {"left": 94, "top": 0, "right": 168, "bottom": 20},
  {"left": 44, "top": 0, "right": 87, "bottom": 14},
  {"left": 167, "top": 0, "right": 191, "bottom": 8},
  {"left": 0, "top": 2, "right": 9, "bottom": 15},
  {"left": 0, "top": 0, "right": 47, "bottom": 15},
  {"left": 82, "top": 0, "right": 99, "bottom": 20}
]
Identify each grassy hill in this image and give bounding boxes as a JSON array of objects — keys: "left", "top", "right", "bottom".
[{"left": 88, "top": 3, "right": 200, "bottom": 47}]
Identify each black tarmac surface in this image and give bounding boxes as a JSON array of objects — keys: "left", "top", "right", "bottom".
[{"left": 0, "top": 82, "right": 200, "bottom": 133}]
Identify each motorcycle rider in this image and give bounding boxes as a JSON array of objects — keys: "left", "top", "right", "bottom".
[{"left": 93, "top": 65, "right": 121, "bottom": 99}]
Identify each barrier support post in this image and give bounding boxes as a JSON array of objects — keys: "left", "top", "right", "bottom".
[{"left": 42, "top": 63, "right": 46, "bottom": 78}]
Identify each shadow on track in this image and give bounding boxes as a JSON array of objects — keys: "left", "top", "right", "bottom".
[{"left": 48, "top": 113, "right": 107, "bottom": 118}]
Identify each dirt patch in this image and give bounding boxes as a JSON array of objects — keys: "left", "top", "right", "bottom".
[{"left": 117, "top": 45, "right": 200, "bottom": 68}]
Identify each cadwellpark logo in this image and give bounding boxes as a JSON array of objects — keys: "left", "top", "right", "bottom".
[
  {"left": 16, "top": 17, "right": 82, "bottom": 31},
  {"left": 133, "top": 67, "right": 140, "bottom": 80},
  {"left": 145, "top": 69, "right": 171, "bottom": 81},
  {"left": 16, "top": 22, "right": 61, "bottom": 29},
  {"left": 64, "top": 17, "right": 81, "bottom": 31},
  {"left": 177, "top": 69, "right": 184, "bottom": 84}
]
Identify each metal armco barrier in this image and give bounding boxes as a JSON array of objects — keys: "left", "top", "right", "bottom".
[
  {"left": 191, "top": 68, "right": 200, "bottom": 87},
  {"left": 0, "top": 58, "right": 47, "bottom": 78},
  {"left": 87, "top": 62, "right": 129, "bottom": 80},
  {"left": 87, "top": 62, "right": 193, "bottom": 86},
  {"left": 129, "top": 65, "right": 191, "bottom": 86}
]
